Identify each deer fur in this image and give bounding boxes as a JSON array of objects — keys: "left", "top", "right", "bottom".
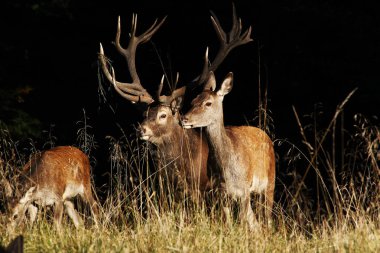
[
  {"left": 182, "top": 72, "right": 275, "bottom": 229},
  {"left": 7, "top": 146, "right": 98, "bottom": 230},
  {"left": 139, "top": 99, "right": 211, "bottom": 196}
]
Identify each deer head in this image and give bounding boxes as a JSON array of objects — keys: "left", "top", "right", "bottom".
[
  {"left": 137, "top": 4, "right": 252, "bottom": 145},
  {"left": 98, "top": 14, "right": 187, "bottom": 145},
  {"left": 182, "top": 71, "right": 233, "bottom": 129},
  {"left": 139, "top": 74, "right": 186, "bottom": 144}
]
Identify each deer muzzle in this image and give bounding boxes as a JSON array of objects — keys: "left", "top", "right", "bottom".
[{"left": 180, "top": 116, "right": 193, "bottom": 129}]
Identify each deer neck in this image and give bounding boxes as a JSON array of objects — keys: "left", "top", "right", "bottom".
[
  {"left": 205, "top": 114, "right": 232, "bottom": 168},
  {"left": 204, "top": 112, "right": 247, "bottom": 192},
  {"left": 158, "top": 123, "right": 186, "bottom": 160}
]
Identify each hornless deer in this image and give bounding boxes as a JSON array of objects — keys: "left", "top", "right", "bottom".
[
  {"left": 181, "top": 72, "right": 276, "bottom": 229},
  {"left": 98, "top": 7, "right": 252, "bottom": 196},
  {"left": 7, "top": 146, "right": 99, "bottom": 230}
]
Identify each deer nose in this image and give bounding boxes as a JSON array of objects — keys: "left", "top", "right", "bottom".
[
  {"left": 181, "top": 116, "right": 188, "bottom": 124},
  {"left": 138, "top": 125, "right": 147, "bottom": 135}
]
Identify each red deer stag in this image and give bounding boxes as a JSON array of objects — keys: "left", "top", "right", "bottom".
[
  {"left": 7, "top": 146, "right": 99, "bottom": 230},
  {"left": 98, "top": 6, "right": 252, "bottom": 196},
  {"left": 182, "top": 72, "right": 275, "bottom": 229}
]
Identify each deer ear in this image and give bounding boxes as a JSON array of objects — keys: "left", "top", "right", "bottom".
[
  {"left": 217, "top": 72, "right": 233, "bottom": 96},
  {"left": 204, "top": 72, "right": 216, "bottom": 91},
  {"left": 170, "top": 96, "right": 183, "bottom": 113}
]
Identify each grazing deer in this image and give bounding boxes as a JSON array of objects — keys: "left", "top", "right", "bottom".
[
  {"left": 7, "top": 146, "right": 98, "bottom": 230},
  {"left": 98, "top": 6, "right": 252, "bottom": 195},
  {"left": 181, "top": 72, "right": 276, "bottom": 229}
]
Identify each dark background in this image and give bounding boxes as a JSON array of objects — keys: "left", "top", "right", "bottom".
[{"left": 1, "top": 0, "right": 379, "bottom": 153}]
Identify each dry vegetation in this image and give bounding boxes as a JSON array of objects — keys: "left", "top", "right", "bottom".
[{"left": 0, "top": 91, "right": 379, "bottom": 252}]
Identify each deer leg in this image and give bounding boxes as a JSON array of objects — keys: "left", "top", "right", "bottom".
[
  {"left": 223, "top": 206, "right": 233, "bottom": 227},
  {"left": 53, "top": 201, "right": 64, "bottom": 230},
  {"left": 240, "top": 194, "right": 257, "bottom": 231},
  {"left": 81, "top": 185, "right": 99, "bottom": 226},
  {"left": 27, "top": 204, "right": 38, "bottom": 225},
  {"left": 264, "top": 185, "right": 274, "bottom": 226},
  {"left": 64, "top": 200, "right": 82, "bottom": 228},
  {"left": 221, "top": 189, "right": 233, "bottom": 227}
]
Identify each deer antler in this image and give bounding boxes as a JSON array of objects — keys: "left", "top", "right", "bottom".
[
  {"left": 157, "top": 73, "right": 186, "bottom": 105},
  {"left": 157, "top": 4, "right": 251, "bottom": 106},
  {"left": 99, "top": 14, "right": 166, "bottom": 104},
  {"left": 195, "top": 3, "right": 253, "bottom": 85}
]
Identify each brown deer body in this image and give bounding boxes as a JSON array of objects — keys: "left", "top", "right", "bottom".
[
  {"left": 8, "top": 146, "right": 98, "bottom": 229},
  {"left": 182, "top": 72, "right": 275, "bottom": 229},
  {"left": 98, "top": 6, "right": 252, "bottom": 196}
]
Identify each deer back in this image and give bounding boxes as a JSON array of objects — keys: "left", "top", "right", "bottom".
[
  {"left": 20, "top": 146, "right": 90, "bottom": 192},
  {"left": 9, "top": 146, "right": 91, "bottom": 211}
]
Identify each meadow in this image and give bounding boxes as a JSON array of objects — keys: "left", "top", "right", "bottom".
[{"left": 0, "top": 90, "right": 379, "bottom": 252}]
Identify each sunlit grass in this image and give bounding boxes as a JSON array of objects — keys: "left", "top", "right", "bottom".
[
  {"left": 1, "top": 212, "right": 379, "bottom": 252},
  {"left": 1, "top": 95, "right": 379, "bottom": 252}
]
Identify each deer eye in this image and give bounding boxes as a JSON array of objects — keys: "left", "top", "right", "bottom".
[
  {"left": 159, "top": 114, "right": 167, "bottom": 119},
  {"left": 205, "top": 102, "right": 212, "bottom": 107}
]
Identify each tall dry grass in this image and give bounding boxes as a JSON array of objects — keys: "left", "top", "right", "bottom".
[{"left": 0, "top": 89, "right": 379, "bottom": 252}]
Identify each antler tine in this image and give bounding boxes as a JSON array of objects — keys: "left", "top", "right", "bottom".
[
  {"left": 158, "top": 73, "right": 186, "bottom": 105},
  {"left": 109, "top": 66, "right": 141, "bottom": 103},
  {"left": 174, "top": 72, "right": 180, "bottom": 86},
  {"left": 139, "top": 18, "right": 166, "bottom": 44},
  {"left": 210, "top": 11, "right": 226, "bottom": 43},
  {"left": 158, "top": 86, "right": 186, "bottom": 105},
  {"left": 199, "top": 47, "right": 210, "bottom": 83},
  {"left": 122, "top": 14, "right": 166, "bottom": 99},
  {"left": 195, "top": 5, "right": 253, "bottom": 85},
  {"left": 99, "top": 43, "right": 153, "bottom": 103},
  {"left": 228, "top": 3, "right": 240, "bottom": 41},
  {"left": 171, "top": 85, "right": 186, "bottom": 100},
  {"left": 157, "top": 75, "right": 165, "bottom": 99},
  {"left": 114, "top": 16, "right": 125, "bottom": 56},
  {"left": 99, "top": 14, "right": 166, "bottom": 104}
]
